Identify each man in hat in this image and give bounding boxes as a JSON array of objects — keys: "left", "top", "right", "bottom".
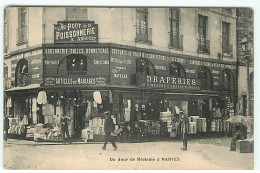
[
  {"left": 4, "top": 115, "right": 9, "bottom": 141},
  {"left": 102, "top": 111, "right": 118, "bottom": 151},
  {"left": 60, "top": 114, "right": 71, "bottom": 144},
  {"left": 180, "top": 111, "right": 189, "bottom": 151}
]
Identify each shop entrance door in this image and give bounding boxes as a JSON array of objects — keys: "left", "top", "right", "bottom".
[
  {"left": 202, "top": 100, "right": 209, "bottom": 118},
  {"left": 73, "top": 106, "right": 86, "bottom": 138}
]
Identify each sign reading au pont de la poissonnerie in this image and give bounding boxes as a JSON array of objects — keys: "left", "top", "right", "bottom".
[
  {"left": 54, "top": 21, "right": 98, "bottom": 43},
  {"left": 137, "top": 75, "right": 201, "bottom": 90}
]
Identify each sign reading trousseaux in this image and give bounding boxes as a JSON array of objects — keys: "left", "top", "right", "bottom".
[{"left": 54, "top": 21, "right": 98, "bottom": 43}]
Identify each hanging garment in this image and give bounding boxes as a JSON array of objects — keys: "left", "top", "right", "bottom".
[
  {"left": 37, "top": 91, "right": 47, "bottom": 104},
  {"left": 109, "top": 91, "right": 113, "bottom": 103},
  {"left": 93, "top": 91, "right": 102, "bottom": 104}
]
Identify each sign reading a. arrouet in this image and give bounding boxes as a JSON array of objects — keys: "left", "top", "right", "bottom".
[
  {"left": 137, "top": 75, "right": 201, "bottom": 90},
  {"left": 54, "top": 21, "right": 98, "bottom": 43},
  {"left": 44, "top": 76, "right": 107, "bottom": 86}
]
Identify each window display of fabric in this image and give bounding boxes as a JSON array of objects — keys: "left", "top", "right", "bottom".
[{"left": 20, "top": 115, "right": 29, "bottom": 125}]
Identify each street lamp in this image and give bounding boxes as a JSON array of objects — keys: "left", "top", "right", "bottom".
[{"left": 241, "top": 36, "right": 251, "bottom": 117}]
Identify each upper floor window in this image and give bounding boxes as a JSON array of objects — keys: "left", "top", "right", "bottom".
[
  {"left": 169, "top": 62, "right": 186, "bottom": 77},
  {"left": 169, "top": 8, "right": 183, "bottom": 50},
  {"left": 67, "top": 54, "right": 87, "bottom": 75},
  {"left": 198, "top": 66, "right": 213, "bottom": 90},
  {"left": 17, "top": 7, "right": 28, "bottom": 45},
  {"left": 66, "top": 7, "right": 88, "bottom": 20},
  {"left": 222, "top": 69, "right": 235, "bottom": 92},
  {"left": 4, "top": 9, "right": 8, "bottom": 53},
  {"left": 135, "top": 8, "right": 152, "bottom": 44},
  {"left": 198, "top": 15, "right": 210, "bottom": 54},
  {"left": 136, "top": 57, "right": 156, "bottom": 75},
  {"left": 222, "top": 22, "right": 232, "bottom": 56},
  {"left": 15, "top": 59, "right": 29, "bottom": 87}
]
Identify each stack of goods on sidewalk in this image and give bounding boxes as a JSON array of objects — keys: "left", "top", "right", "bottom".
[
  {"left": 87, "top": 116, "right": 117, "bottom": 142},
  {"left": 34, "top": 123, "right": 62, "bottom": 142},
  {"left": 8, "top": 116, "right": 28, "bottom": 139},
  {"left": 188, "top": 116, "right": 199, "bottom": 134},
  {"left": 211, "top": 117, "right": 231, "bottom": 133},
  {"left": 159, "top": 111, "right": 174, "bottom": 137},
  {"left": 197, "top": 118, "right": 207, "bottom": 133}
]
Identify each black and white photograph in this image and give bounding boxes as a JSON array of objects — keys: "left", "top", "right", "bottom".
[{"left": 2, "top": 6, "right": 254, "bottom": 170}]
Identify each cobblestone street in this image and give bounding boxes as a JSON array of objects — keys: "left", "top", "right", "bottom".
[{"left": 3, "top": 138, "right": 253, "bottom": 170}]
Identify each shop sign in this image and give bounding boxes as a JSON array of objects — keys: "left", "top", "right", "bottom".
[
  {"left": 137, "top": 75, "right": 201, "bottom": 90},
  {"left": 54, "top": 21, "right": 98, "bottom": 43},
  {"left": 44, "top": 76, "right": 107, "bottom": 86}
]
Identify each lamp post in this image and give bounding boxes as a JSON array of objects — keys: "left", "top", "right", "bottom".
[{"left": 241, "top": 36, "right": 251, "bottom": 117}]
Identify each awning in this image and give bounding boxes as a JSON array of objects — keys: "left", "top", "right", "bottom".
[{"left": 5, "top": 84, "right": 41, "bottom": 92}]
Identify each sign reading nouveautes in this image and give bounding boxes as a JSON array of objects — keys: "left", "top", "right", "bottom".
[{"left": 54, "top": 21, "right": 98, "bottom": 43}]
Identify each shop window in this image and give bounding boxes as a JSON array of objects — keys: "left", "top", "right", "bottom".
[
  {"left": 17, "top": 7, "right": 28, "bottom": 45},
  {"left": 169, "top": 62, "right": 186, "bottom": 77},
  {"left": 222, "top": 69, "right": 235, "bottom": 92},
  {"left": 198, "top": 66, "right": 213, "bottom": 90},
  {"left": 66, "top": 7, "right": 88, "bottom": 20},
  {"left": 135, "top": 8, "right": 152, "bottom": 44},
  {"left": 136, "top": 57, "right": 156, "bottom": 75},
  {"left": 222, "top": 22, "right": 232, "bottom": 56},
  {"left": 198, "top": 15, "right": 210, "bottom": 54},
  {"left": 67, "top": 54, "right": 87, "bottom": 75},
  {"left": 15, "top": 59, "right": 29, "bottom": 87},
  {"left": 169, "top": 8, "right": 183, "bottom": 50}
]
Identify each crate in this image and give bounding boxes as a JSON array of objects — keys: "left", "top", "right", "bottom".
[{"left": 236, "top": 140, "right": 254, "bottom": 153}]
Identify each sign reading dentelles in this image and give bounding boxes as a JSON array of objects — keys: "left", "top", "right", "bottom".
[
  {"left": 137, "top": 75, "right": 201, "bottom": 90},
  {"left": 54, "top": 21, "right": 98, "bottom": 43},
  {"left": 44, "top": 76, "right": 107, "bottom": 86}
]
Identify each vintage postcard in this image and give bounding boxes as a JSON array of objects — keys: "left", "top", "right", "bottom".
[{"left": 3, "top": 6, "right": 254, "bottom": 170}]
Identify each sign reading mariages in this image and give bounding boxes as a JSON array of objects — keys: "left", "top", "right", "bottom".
[
  {"left": 137, "top": 75, "right": 201, "bottom": 90},
  {"left": 54, "top": 21, "right": 98, "bottom": 43},
  {"left": 44, "top": 76, "right": 107, "bottom": 86}
]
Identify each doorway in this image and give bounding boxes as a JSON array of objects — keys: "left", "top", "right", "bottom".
[{"left": 73, "top": 106, "right": 86, "bottom": 138}]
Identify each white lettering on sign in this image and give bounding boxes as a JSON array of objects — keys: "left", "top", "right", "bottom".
[
  {"left": 185, "top": 69, "right": 196, "bottom": 74},
  {"left": 114, "top": 74, "right": 128, "bottom": 78},
  {"left": 45, "top": 60, "right": 59, "bottom": 65},
  {"left": 146, "top": 76, "right": 196, "bottom": 85},
  {"left": 155, "top": 65, "right": 166, "bottom": 70},
  {"left": 94, "top": 60, "right": 109, "bottom": 65},
  {"left": 212, "top": 70, "right": 220, "bottom": 74},
  {"left": 111, "top": 57, "right": 131, "bottom": 64}
]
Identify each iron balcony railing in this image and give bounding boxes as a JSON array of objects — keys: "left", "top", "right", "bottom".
[
  {"left": 135, "top": 26, "right": 152, "bottom": 45},
  {"left": 197, "top": 39, "right": 210, "bottom": 54},
  {"left": 17, "top": 26, "right": 28, "bottom": 45},
  {"left": 169, "top": 33, "right": 183, "bottom": 50},
  {"left": 223, "top": 44, "right": 233, "bottom": 56}
]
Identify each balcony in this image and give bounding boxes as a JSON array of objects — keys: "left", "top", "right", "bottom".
[
  {"left": 4, "top": 77, "right": 12, "bottom": 90},
  {"left": 135, "top": 27, "right": 152, "bottom": 45},
  {"left": 197, "top": 40, "right": 210, "bottom": 54},
  {"left": 222, "top": 44, "right": 233, "bottom": 57},
  {"left": 169, "top": 34, "right": 183, "bottom": 50},
  {"left": 17, "top": 26, "right": 28, "bottom": 45}
]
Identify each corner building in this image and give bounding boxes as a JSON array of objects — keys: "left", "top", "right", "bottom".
[{"left": 4, "top": 7, "right": 246, "bottom": 141}]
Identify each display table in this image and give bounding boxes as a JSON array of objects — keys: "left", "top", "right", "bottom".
[{"left": 236, "top": 139, "right": 254, "bottom": 153}]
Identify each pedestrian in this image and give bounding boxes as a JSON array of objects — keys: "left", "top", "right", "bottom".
[
  {"left": 180, "top": 111, "right": 189, "bottom": 151},
  {"left": 230, "top": 129, "right": 242, "bottom": 151},
  {"left": 4, "top": 115, "right": 9, "bottom": 141},
  {"left": 60, "top": 114, "right": 71, "bottom": 144},
  {"left": 102, "top": 111, "right": 118, "bottom": 151}
]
